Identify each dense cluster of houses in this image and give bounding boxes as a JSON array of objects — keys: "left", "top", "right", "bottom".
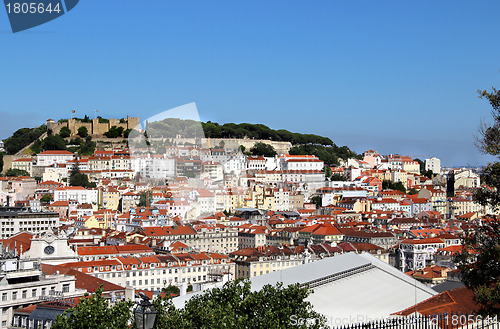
[{"left": 0, "top": 145, "right": 494, "bottom": 328}]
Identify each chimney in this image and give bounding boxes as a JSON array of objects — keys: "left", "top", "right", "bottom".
[{"left": 125, "top": 286, "right": 135, "bottom": 301}]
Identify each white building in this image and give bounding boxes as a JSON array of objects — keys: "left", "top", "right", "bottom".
[
  {"left": 54, "top": 186, "right": 99, "bottom": 205},
  {"left": 454, "top": 169, "right": 480, "bottom": 189},
  {"left": 58, "top": 253, "right": 234, "bottom": 293},
  {"left": 398, "top": 238, "right": 446, "bottom": 272},
  {"left": 36, "top": 150, "right": 74, "bottom": 167},
  {"left": 0, "top": 257, "right": 84, "bottom": 328},
  {"left": 425, "top": 157, "right": 441, "bottom": 174},
  {"left": 280, "top": 155, "right": 324, "bottom": 171},
  {"left": 0, "top": 208, "right": 60, "bottom": 239},
  {"left": 133, "top": 155, "right": 176, "bottom": 179},
  {"left": 246, "top": 156, "right": 266, "bottom": 171}
]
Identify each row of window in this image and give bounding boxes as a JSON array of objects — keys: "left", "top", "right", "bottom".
[
  {"left": 0, "top": 284, "right": 70, "bottom": 301},
  {"left": 126, "top": 275, "right": 207, "bottom": 287}
]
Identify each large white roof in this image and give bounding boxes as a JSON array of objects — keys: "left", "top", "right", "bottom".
[
  {"left": 173, "top": 252, "right": 436, "bottom": 325},
  {"left": 251, "top": 252, "right": 436, "bottom": 324}
]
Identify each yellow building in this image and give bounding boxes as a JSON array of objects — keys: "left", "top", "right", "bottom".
[
  {"left": 81, "top": 214, "right": 109, "bottom": 229},
  {"left": 98, "top": 187, "right": 120, "bottom": 210},
  {"left": 11, "top": 158, "right": 33, "bottom": 176}
]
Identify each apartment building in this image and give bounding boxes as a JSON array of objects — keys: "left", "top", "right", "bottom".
[
  {"left": 58, "top": 252, "right": 234, "bottom": 292},
  {"left": 0, "top": 257, "right": 84, "bottom": 328},
  {"left": 0, "top": 208, "right": 59, "bottom": 239}
]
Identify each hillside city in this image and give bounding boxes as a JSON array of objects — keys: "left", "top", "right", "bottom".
[{"left": 0, "top": 116, "right": 495, "bottom": 328}]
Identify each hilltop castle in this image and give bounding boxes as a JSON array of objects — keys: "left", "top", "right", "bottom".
[{"left": 46, "top": 116, "right": 140, "bottom": 137}]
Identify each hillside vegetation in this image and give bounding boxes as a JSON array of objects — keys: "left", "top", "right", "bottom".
[
  {"left": 2, "top": 118, "right": 360, "bottom": 166},
  {"left": 3, "top": 125, "right": 46, "bottom": 154},
  {"left": 202, "top": 121, "right": 360, "bottom": 165}
]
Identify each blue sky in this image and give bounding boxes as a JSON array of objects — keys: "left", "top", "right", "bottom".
[{"left": 1, "top": 1, "right": 499, "bottom": 166}]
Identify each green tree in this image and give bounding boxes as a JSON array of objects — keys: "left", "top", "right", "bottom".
[
  {"left": 104, "top": 126, "right": 124, "bottom": 138},
  {"left": 43, "top": 135, "right": 67, "bottom": 150},
  {"left": 123, "top": 129, "right": 132, "bottom": 138},
  {"left": 3, "top": 125, "right": 46, "bottom": 154},
  {"left": 455, "top": 222, "right": 500, "bottom": 315},
  {"left": 80, "top": 136, "right": 96, "bottom": 155},
  {"left": 59, "top": 126, "right": 71, "bottom": 138},
  {"left": 69, "top": 163, "right": 95, "bottom": 188},
  {"left": 161, "top": 285, "right": 180, "bottom": 296},
  {"left": 323, "top": 166, "right": 332, "bottom": 180},
  {"left": 0, "top": 153, "right": 4, "bottom": 173},
  {"left": 53, "top": 280, "right": 326, "bottom": 329},
  {"left": 138, "top": 191, "right": 150, "bottom": 207},
  {"left": 310, "top": 195, "right": 322, "bottom": 209},
  {"left": 330, "top": 173, "right": 345, "bottom": 181},
  {"left": 408, "top": 188, "right": 419, "bottom": 195},
  {"left": 52, "top": 287, "right": 133, "bottom": 329},
  {"left": 77, "top": 126, "right": 88, "bottom": 138},
  {"left": 5, "top": 168, "right": 30, "bottom": 177},
  {"left": 30, "top": 139, "right": 43, "bottom": 154},
  {"left": 382, "top": 180, "right": 406, "bottom": 193},
  {"left": 40, "top": 194, "right": 53, "bottom": 203},
  {"left": 159, "top": 280, "right": 327, "bottom": 329},
  {"left": 250, "top": 142, "right": 277, "bottom": 157},
  {"left": 454, "top": 86, "right": 500, "bottom": 315}
]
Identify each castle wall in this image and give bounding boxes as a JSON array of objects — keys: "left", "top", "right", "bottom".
[
  {"left": 68, "top": 119, "right": 92, "bottom": 136},
  {"left": 46, "top": 117, "right": 140, "bottom": 138},
  {"left": 127, "top": 116, "right": 140, "bottom": 129}
]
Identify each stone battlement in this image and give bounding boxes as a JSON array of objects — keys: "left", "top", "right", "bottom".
[{"left": 46, "top": 116, "right": 140, "bottom": 137}]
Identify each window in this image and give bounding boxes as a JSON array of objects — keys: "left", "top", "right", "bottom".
[
  {"left": 12, "top": 292, "right": 17, "bottom": 300},
  {"left": 32, "top": 289, "right": 36, "bottom": 297},
  {"left": 1, "top": 293, "right": 6, "bottom": 301},
  {"left": 63, "top": 284, "right": 70, "bottom": 293},
  {"left": 22, "top": 290, "right": 27, "bottom": 299}
]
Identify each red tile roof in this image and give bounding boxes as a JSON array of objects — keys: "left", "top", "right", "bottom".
[
  {"left": 41, "top": 263, "right": 124, "bottom": 293},
  {"left": 38, "top": 150, "right": 74, "bottom": 155},
  {"left": 392, "top": 287, "right": 480, "bottom": 319}
]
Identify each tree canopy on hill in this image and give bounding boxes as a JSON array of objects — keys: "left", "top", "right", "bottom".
[
  {"left": 3, "top": 125, "right": 46, "bottom": 154},
  {"left": 145, "top": 118, "right": 203, "bottom": 139},
  {"left": 202, "top": 121, "right": 334, "bottom": 146},
  {"left": 144, "top": 118, "right": 334, "bottom": 146}
]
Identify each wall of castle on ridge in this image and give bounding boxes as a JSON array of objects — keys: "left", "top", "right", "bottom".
[
  {"left": 46, "top": 116, "right": 140, "bottom": 137},
  {"left": 68, "top": 119, "right": 92, "bottom": 136},
  {"left": 46, "top": 120, "right": 61, "bottom": 135},
  {"left": 127, "top": 117, "right": 140, "bottom": 129}
]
